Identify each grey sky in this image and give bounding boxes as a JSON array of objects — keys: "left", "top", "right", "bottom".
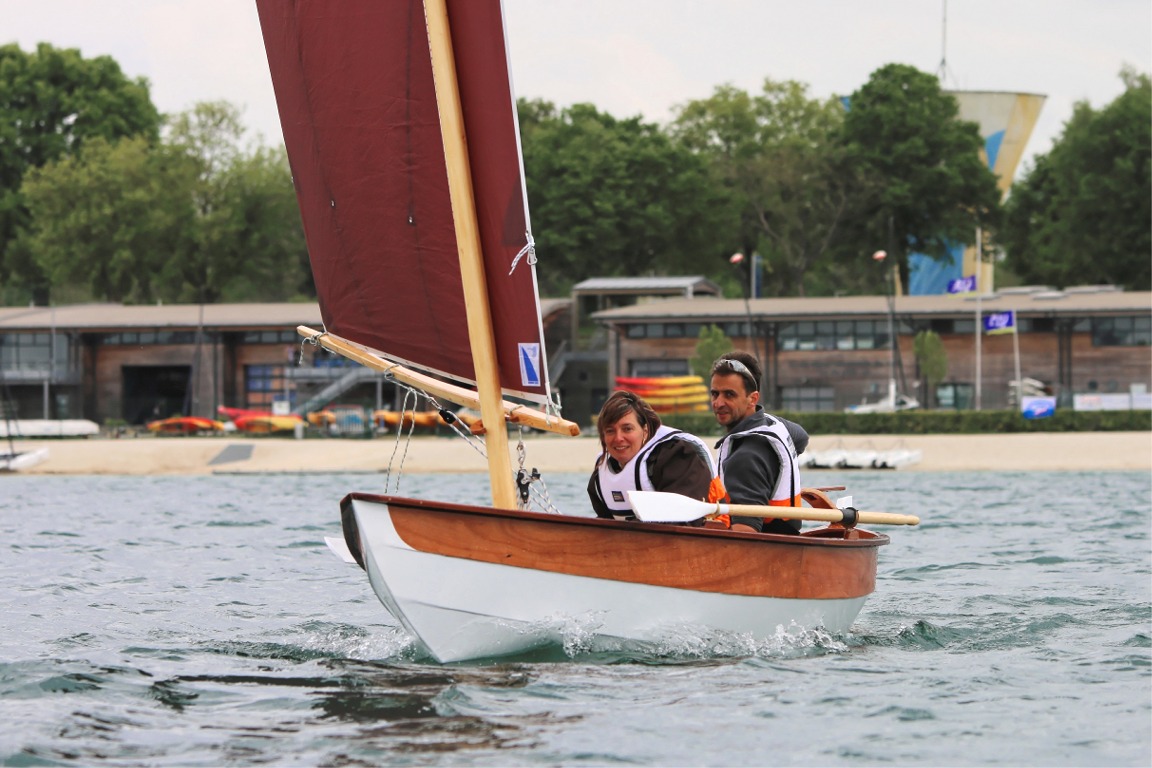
[{"left": 4, "top": 0, "right": 1149, "bottom": 172}]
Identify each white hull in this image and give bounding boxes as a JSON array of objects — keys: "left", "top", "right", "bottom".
[
  {"left": 0, "top": 420, "right": 100, "bottom": 438},
  {"left": 0, "top": 448, "right": 49, "bottom": 472},
  {"left": 347, "top": 496, "right": 880, "bottom": 663},
  {"left": 803, "top": 446, "right": 922, "bottom": 470}
]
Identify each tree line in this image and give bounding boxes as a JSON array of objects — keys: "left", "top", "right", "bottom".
[{"left": 0, "top": 42, "right": 1147, "bottom": 307}]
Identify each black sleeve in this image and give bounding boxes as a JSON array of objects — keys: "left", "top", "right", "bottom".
[
  {"left": 647, "top": 438, "right": 713, "bottom": 501},
  {"left": 780, "top": 417, "right": 809, "bottom": 456}
]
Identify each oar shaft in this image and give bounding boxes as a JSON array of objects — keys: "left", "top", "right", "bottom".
[{"left": 723, "top": 503, "right": 920, "bottom": 526}]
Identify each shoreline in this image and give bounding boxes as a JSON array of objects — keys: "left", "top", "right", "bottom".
[{"left": 7, "top": 431, "right": 1151, "bottom": 475}]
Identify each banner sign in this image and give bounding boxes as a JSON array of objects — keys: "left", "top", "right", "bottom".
[
  {"left": 984, "top": 310, "right": 1016, "bottom": 334},
  {"left": 948, "top": 275, "right": 977, "bottom": 294},
  {"left": 1021, "top": 396, "right": 1056, "bottom": 419}
]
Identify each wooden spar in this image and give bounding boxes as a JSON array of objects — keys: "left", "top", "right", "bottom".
[
  {"left": 296, "top": 327, "right": 580, "bottom": 436},
  {"left": 424, "top": 0, "right": 517, "bottom": 508}
]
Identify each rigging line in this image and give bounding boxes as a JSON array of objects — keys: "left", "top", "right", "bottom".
[
  {"left": 426, "top": 393, "right": 488, "bottom": 458},
  {"left": 513, "top": 426, "right": 563, "bottom": 514},
  {"left": 507, "top": 231, "right": 536, "bottom": 275},
  {"left": 383, "top": 384, "right": 420, "bottom": 494}
]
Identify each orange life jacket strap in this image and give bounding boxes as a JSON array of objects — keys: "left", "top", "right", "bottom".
[{"left": 763, "top": 495, "right": 803, "bottom": 524}]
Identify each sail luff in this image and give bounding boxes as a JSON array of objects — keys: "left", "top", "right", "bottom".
[{"left": 424, "top": 0, "right": 516, "bottom": 509}]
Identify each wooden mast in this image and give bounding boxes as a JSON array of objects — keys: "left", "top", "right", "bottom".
[{"left": 423, "top": 0, "right": 517, "bottom": 509}]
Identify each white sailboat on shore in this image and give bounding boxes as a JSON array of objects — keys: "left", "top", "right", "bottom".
[{"left": 257, "top": 0, "right": 915, "bottom": 663}]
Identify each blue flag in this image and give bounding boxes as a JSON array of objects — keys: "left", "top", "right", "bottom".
[
  {"left": 984, "top": 311, "right": 1016, "bottom": 335},
  {"left": 948, "top": 275, "right": 977, "bottom": 294}
]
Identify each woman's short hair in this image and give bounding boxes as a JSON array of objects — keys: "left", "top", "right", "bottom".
[{"left": 596, "top": 390, "right": 662, "bottom": 448}]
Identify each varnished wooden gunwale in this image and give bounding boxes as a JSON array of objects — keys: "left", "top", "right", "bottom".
[{"left": 342, "top": 493, "right": 887, "bottom": 600}]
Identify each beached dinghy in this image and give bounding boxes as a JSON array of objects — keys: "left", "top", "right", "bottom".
[
  {"left": 257, "top": 0, "right": 917, "bottom": 663},
  {"left": 1, "top": 378, "right": 50, "bottom": 471},
  {"left": 0, "top": 447, "right": 49, "bottom": 472}
]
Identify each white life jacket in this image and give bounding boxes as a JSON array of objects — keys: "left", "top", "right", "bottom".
[
  {"left": 715, "top": 417, "right": 801, "bottom": 507},
  {"left": 595, "top": 425, "right": 716, "bottom": 519}
]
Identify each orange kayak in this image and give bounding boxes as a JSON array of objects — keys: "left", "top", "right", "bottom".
[{"left": 147, "top": 416, "right": 226, "bottom": 434}]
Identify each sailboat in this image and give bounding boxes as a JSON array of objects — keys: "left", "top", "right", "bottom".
[
  {"left": 256, "top": 0, "right": 913, "bottom": 663},
  {"left": 1, "top": 376, "right": 49, "bottom": 472}
]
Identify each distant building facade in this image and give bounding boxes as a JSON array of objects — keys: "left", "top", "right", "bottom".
[
  {"left": 593, "top": 286, "right": 1151, "bottom": 412},
  {"left": 1, "top": 286, "right": 1147, "bottom": 429}
]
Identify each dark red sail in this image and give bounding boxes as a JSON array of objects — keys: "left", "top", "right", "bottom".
[{"left": 256, "top": 0, "right": 549, "bottom": 402}]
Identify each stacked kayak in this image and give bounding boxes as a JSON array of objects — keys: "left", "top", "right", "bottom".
[
  {"left": 217, "top": 406, "right": 304, "bottom": 434},
  {"left": 614, "top": 375, "right": 710, "bottom": 414},
  {"left": 146, "top": 416, "right": 226, "bottom": 435}
]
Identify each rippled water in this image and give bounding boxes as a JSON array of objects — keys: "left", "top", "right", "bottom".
[{"left": 2, "top": 468, "right": 1149, "bottom": 766}]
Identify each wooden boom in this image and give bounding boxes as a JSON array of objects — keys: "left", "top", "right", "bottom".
[{"left": 297, "top": 326, "right": 581, "bottom": 437}]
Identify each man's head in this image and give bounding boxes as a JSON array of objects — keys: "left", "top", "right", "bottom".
[{"left": 709, "top": 352, "right": 761, "bottom": 429}]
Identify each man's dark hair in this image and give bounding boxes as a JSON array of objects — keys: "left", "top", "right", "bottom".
[{"left": 711, "top": 351, "right": 761, "bottom": 395}]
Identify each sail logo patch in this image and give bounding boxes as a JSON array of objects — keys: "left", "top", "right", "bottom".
[{"left": 518, "top": 343, "right": 541, "bottom": 387}]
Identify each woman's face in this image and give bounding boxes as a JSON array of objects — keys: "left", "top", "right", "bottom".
[{"left": 602, "top": 409, "right": 649, "bottom": 466}]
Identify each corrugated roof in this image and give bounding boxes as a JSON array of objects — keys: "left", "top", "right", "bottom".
[
  {"left": 591, "top": 290, "right": 1152, "bottom": 322},
  {"left": 0, "top": 300, "right": 573, "bottom": 331},
  {"left": 571, "top": 276, "right": 722, "bottom": 296},
  {"left": 0, "top": 303, "right": 324, "bottom": 331}
]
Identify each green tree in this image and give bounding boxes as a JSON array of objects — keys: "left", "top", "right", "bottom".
[
  {"left": 913, "top": 329, "right": 948, "bottom": 408},
  {"left": 1001, "top": 69, "right": 1151, "bottom": 290},
  {"left": 162, "top": 101, "right": 309, "bottom": 303},
  {"left": 0, "top": 43, "right": 162, "bottom": 302},
  {"left": 19, "top": 136, "right": 195, "bottom": 303},
  {"left": 207, "top": 147, "right": 312, "bottom": 302},
  {"left": 671, "top": 80, "right": 866, "bottom": 296},
  {"left": 690, "top": 324, "right": 733, "bottom": 380},
  {"left": 163, "top": 100, "right": 249, "bottom": 303},
  {"left": 519, "top": 99, "right": 730, "bottom": 294},
  {"left": 20, "top": 102, "right": 310, "bottom": 304},
  {"left": 840, "top": 64, "right": 1001, "bottom": 289}
]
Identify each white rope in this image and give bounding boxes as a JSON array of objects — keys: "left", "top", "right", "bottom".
[{"left": 507, "top": 232, "right": 536, "bottom": 275}]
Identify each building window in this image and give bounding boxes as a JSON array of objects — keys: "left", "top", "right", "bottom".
[
  {"left": 1092, "top": 316, "right": 1151, "bottom": 347},
  {"left": 779, "top": 320, "right": 898, "bottom": 351},
  {"left": 102, "top": 330, "right": 198, "bottom": 345},
  {"left": 245, "top": 364, "right": 293, "bottom": 408},
  {"left": 722, "top": 322, "right": 747, "bottom": 337},
  {"left": 240, "top": 330, "right": 300, "bottom": 344},
  {"left": 936, "top": 382, "right": 974, "bottom": 410},
  {"left": 0, "top": 332, "right": 69, "bottom": 372},
  {"left": 780, "top": 385, "right": 835, "bottom": 412}
]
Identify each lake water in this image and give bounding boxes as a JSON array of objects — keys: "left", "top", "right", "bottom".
[{"left": 2, "top": 468, "right": 1149, "bottom": 766}]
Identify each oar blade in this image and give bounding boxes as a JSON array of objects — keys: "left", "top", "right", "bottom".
[{"left": 627, "top": 490, "right": 714, "bottom": 523}]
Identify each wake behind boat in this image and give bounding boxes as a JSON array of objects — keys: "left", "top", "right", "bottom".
[{"left": 256, "top": 0, "right": 915, "bottom": 663}]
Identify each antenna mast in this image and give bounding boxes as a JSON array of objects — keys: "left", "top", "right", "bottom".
[{"left": 936, "top": 0, "right": 951, "bottom": 84}]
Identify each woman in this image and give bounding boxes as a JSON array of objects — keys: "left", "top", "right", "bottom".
[{"left": 587, "top": 390, "right": 716, "bottom": 520}]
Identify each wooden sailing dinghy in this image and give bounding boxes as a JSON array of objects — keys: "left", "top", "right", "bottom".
[{"left": 257, "top": 0, "right": 910, "bottom": 663}]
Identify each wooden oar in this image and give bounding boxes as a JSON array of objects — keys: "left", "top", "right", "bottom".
[{"left": 626, "top": 490, "right": 920, "bottom": 526}]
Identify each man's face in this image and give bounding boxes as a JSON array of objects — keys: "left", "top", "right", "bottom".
[{"left": 710, "top": 372, "right": 759, "bottom": 429}]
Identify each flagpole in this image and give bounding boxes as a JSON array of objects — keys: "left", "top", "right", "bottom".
[
  {"left": 975, "top": 226, "right": 982, "bottom": 411},
  {"left": 1012, "top": 308, "right": 1022, "bottom": 410}
]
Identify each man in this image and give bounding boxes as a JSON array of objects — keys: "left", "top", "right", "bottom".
[{"left": 709, "top": 352, "right": 807, "bottom": 534}]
